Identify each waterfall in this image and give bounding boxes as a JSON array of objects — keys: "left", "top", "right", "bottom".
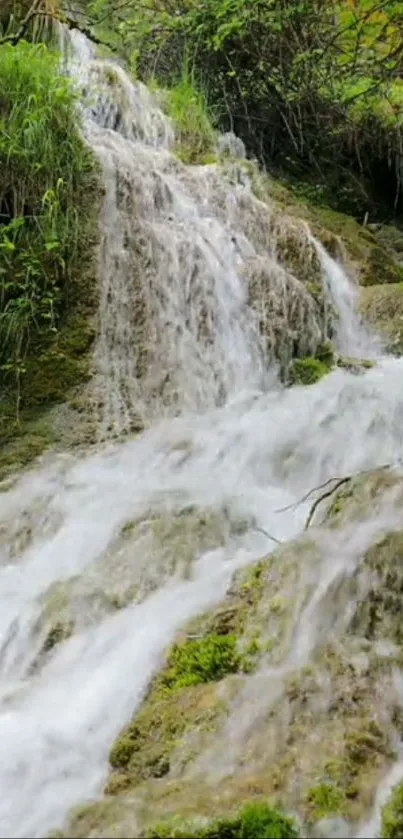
[{"left": 1, "top": 28, "right": 403, "bottom": 838}]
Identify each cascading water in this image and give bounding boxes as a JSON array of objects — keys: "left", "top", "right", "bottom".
[{"left": 1, "top": 27, "right": 403, "bottom": 838}]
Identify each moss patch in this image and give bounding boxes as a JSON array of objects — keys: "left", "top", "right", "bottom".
[
  {"left": 360, "top": 246, "right": 403, "bottom": 287},
  {"left": 382, "top": 781, "right": 403, "bottom": 838},
  {"left": 147, "top": 801, "right": 300, "bottom": 838},
  {"left": 106, "top": 680, "right": 228, "bottom": 790},
  {"left": 161, "top": 635, "right": 241, "bottom": 690},
  {"left": 350, "top": 530, "right": 403, "bottom": 644},
  {"left": 360, "top": 282, "right": 403, "bottom": 354},
  {"left": 305, "top": 782, "right": 346, "bottom": 821},
  {"left": 289, "top": 356, "right": 330, "bottom": 386}
]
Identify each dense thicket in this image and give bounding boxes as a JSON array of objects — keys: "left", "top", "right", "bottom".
[{"left": 85, "top": 0, "right": 403, "bottom": 220}]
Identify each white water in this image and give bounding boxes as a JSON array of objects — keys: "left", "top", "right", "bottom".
[{"left": 1, "top": 29, "right": 403, "bottom": 838}]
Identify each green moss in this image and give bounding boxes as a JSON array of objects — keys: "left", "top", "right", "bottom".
[
  {"left": 337, "top": 356, "right": 375, "bottom": 373},
  {"left": 107, "top": 681, "right": 226, "bottom": 789},
  {"left": 289, "top": 357, "right": 330, "bottom": 386},
  {"left": 109, "top": 734, "right": 139, "bottom": 769},
  {"left": 161, "top": 634, "right": 241, "bottom": 690},
  {"left": 382, "top": 781, "right": 403, "bottom": 838},
  {"left": 305, "top": 782, "right": 346, "bottom": 821},
  {"left": 147, "top": 801, "right": 300, "bottom": 838},
  {"left": 360, "top": 246, "right": 403, "bottom": 287}
]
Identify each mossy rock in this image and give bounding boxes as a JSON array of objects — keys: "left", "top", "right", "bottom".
[
  {"left": 382, "top": 781, "right": 403, "bottom": 838},
  {"left": 105, "top": 679, "right": 230, "bottom": 791},
  {"left": 360, "top": 282, "right": 403, "bottom": 354},
  {"left": 322, "top": 468, "right": 402, "bottom": 529},
  {"left": 371, "top": 224, "right": 403, "bottom": 260},
  {"left": 54, "top": 474, "right": 403, "bottom": 838},
  {"left": 271, "top": 215, "right": 322, "bottom": 286},
  {"left": 336, "top": 356, "right": 375, "bottom": 374},
  {"left": 350, "top": 531, "right": 403, "bottom": 644},
  {"left": 360, "top": 246, "right": 403, "bottom": 287}
]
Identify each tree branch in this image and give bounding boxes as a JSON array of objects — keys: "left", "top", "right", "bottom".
[{"left": 0, "top": 0, "right": 42, "bottom": 45}]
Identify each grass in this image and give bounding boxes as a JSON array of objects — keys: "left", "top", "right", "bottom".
[
  {"left": 0, "top": 39, "right": 99, "bottom": 419},
  {"left": 161, "top": 66, "right": 216, "bottom": 164},
  {"left": 147, "top": 801, "right": 300, "bottom": 838}
]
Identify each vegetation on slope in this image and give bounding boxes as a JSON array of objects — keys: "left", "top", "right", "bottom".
[
  {"left": 81, "top": 0, "right": 403, "bottom": 220},
  {"left": 147, "top": 801, "right": 300, "bottom": 838},
  {"left": 0, "top": 15, "right": 101, "bottom": 476}
]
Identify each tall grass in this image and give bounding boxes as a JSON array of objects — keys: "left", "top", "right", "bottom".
[
  {"left": 162, "top": 65, "right": 216, "bottom": 164},
  {"left": 0, "top": 40, "right": 97, "bottom": 413}
]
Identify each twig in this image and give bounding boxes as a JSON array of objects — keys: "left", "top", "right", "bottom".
[
  {"left": 253, "top": 526, "right": 282, "bottom": 545},
  {"left": 303, "top": 458, "right": 403, "bottom": 531},
  {"left": 278, "top": 460, "right": 400, "bottom": 518},
  {"left": 304, "top": 477, "right": 351, "bottom": 531},
  {"left": 276, "top": 475, "right": 346, "bottom": 513}
]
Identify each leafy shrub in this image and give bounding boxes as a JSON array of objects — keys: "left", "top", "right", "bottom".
[
  {"left": 161, "top": 634, "right": 241, "bottom": 689},
  {"left": 148, "top": 801, "right": 300, "bottom": 838}
]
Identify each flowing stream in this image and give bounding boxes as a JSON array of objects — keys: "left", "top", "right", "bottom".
[{"left": 1, "top": 28, "right": 403, "bottom": 838}]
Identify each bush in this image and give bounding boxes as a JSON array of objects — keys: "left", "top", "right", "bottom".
[
  {"left": 148, "top": 801, "right": 300, "bottom": 838},
  {"left": 0, "top": 40, "right": 98, "bottom": 412},
  {"left": 161, "top": 634, "right": 241, "bottom": 689}
]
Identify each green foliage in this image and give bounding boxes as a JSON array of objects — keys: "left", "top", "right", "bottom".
[
  {"left": 289, "top": 357, "right": 330, "bottom": 386},
  {"left": 0, "top": 39, "right": 98, "bottom": 415},
  {"left": 382, "top": 781, "right": 403, "bottom": 838},
  {"left": 87, "top": 0, "right": 403, "bottom": 218},
  {"left": 161, "top": 67, "right": 216, "bottom": 164},
  {"left": 148, "top": 801, "right": 300, "bottom": 838},
  {"left": 161, "top": 634, "right": 241, "bottom": 689}
]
